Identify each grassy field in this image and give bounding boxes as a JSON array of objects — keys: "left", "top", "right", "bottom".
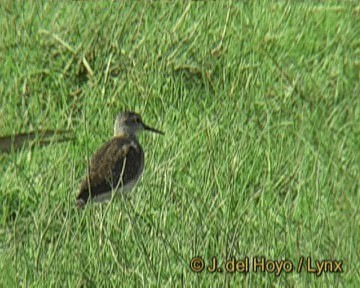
[{"left": 1, "top": 1, "right": 359, "bottom": 287}]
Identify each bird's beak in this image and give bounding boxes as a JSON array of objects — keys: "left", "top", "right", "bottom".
[{"left": 143, "top": 123, "right": 164, "bottom": 135}]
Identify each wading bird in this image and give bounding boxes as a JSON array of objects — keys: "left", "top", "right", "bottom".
[{"left": 76, "top": 111, "right": 164, "bottom": 208}]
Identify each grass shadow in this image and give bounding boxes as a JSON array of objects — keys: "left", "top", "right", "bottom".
[{"left": 0, "top": 130, "right": 74, "bottom": 154}]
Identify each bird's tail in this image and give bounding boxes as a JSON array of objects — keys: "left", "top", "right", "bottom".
[
  {"left": 75, "top": 198, "right": 86, "bottom": 209},
  {"left": 75, "top": 190, "right": 89, "bottom": 209}
]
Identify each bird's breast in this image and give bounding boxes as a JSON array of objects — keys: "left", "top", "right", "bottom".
[{"left": 115, "top": 139, "right": 144, "bottom": 193}]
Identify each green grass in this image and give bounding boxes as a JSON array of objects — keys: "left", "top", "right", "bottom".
[{"left": 1, "top": 1, "right": 359, "bottom": 287}]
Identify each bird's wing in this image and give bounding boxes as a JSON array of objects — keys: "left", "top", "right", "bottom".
[{"left": 76, "top": 137, "right": 143, "bottom": 206}]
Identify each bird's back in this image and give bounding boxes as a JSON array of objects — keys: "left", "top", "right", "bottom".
[{"left": 76, "top": 136, "right": 144, "bottom": 207}]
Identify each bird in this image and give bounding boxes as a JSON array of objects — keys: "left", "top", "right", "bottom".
[{"left": 75, "top": 111, "right": 164, "bottom": 208}]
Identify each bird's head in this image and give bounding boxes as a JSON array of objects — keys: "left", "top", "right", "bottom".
[{"left": 114, "top": 111, "right": 164, "bottom": 137}]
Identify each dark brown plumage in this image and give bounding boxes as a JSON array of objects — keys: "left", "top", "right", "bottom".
[
  {"left": 75, "top": 111, "right": 164, "bottom": 208},
  {"left": 75, "top": 136, "right": 144, "bottom": 208}
]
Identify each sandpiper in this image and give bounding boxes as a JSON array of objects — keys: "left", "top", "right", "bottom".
[{"left": 75, "top": 111, "right": 164, "bottom": 208}]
